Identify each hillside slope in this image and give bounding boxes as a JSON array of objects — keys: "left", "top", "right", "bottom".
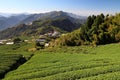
[
  {"left": 52, "top": 13, "right": 120, "bottom": 46},
  {"left": 0, "top": 11, "right": 86, "bottom": 39},
  {"left": 3, "top": 43, "right": 120, "bottom": 80},
  {"left": 0, "top": 17, "right": 82, "bottom": 39}
]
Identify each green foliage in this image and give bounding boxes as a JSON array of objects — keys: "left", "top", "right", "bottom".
[
  {"left": 3, "top": 44, "right": 120, "bottom": 80},
  {"left": 0, "top": 54, "right": 24, "bottom": 78},
  {"left": 13, "top": 37, "right": 22, "bottom": 44},
  {"left": 0, "top": 42, "right": 35, "bottom": 78},
  {"left": 53, "top": 13, "right": 120, "bottom": 46},
  {"left": 0, "top": 42, "right": 34, "bottom": 60},
  {"left": 35, "top": 41, "right": 45, "bottom": 50}
]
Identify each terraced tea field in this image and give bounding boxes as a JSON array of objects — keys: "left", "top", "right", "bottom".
[
  {"left": 0, "top": 54, "right": 25, "bottom": 78},
  {"left": 3, "top": 43, "right": 120, "bottom": 80},
  {"left": 0, "top": 42, "right": 35, "bottom": 79},
  {"left": 0, "top": 42, "right": 34, "bottom": 60}
]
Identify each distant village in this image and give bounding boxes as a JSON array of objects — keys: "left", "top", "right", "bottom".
[
  {"left": 0, "top": 30, "right": 61, "bottom": 47},
  {"left": 0, "top": 39, "right": 14, "bottom": 45},
  {"left": 36, "top": 30, "right": 61, "bottom": 48}
]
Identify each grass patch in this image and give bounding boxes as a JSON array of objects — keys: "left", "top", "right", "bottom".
[{"left": 3, "top": 43, "right": 120, "bottom": 80}]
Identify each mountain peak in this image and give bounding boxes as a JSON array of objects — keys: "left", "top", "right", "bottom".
[{"left": 0, "top": 11, "right": 86, "bottom": 39}]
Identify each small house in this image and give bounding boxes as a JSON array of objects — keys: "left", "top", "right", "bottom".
[
  {"left": 0, "top": 41, "right": 4, "bottom": 45},
  {"left": 6, "top": 42, "right": 14, "bottom": 45},
  {"left": 36, "top": 38, "right": 46, "bottom": 45}
]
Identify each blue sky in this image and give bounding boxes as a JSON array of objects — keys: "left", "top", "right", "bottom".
[{"left": 0, "top": 0, "right": 120, "bottom": 16}]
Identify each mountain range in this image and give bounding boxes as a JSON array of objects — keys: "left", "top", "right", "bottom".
[
  {"left": 0, "top": 11, "right": 87, "bottom": 39},
  {"left": 0, "top": 14, "right": 29, "bottom": 30}
]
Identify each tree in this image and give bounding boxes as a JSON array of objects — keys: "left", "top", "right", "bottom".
[
  {"left": 13, "top": 38, "right": 22, "bottom": 44},
  {"left": 115, "top": 32, "right": 120, "bottom": 42},
  {"left": 52, "top": 13, "right": 120, "bottom": 47}
]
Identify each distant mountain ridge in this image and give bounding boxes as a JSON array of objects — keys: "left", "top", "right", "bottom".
[
  {"left": 0, "top": 14, "right": 30, "bottom": 30},
  {"left": 0, "top": 11, "right": 87, "bottom": 39},
  {"left": 0, "top": 11, "right": 86, "bottom": 31},
  {"left": 20, "top": 11, "right": 86, "bottom": 24}
]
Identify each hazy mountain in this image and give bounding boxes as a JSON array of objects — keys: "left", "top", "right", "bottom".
[
  {"left": 0, "top": 19, "right": 10, "bottom": 30},
  {"left": 67, "top": 12, "right": 87, "bottom": 19},
  {"left": 0, "top": 12, "right": 30, "bottom": 17},
  {"left": 0, "top": 11, "right": 86, "bottom": 31},
  {"left": 0, "top": 14, "right": 29, "bottom": 30},
  {"left": 0, "top": 13, "right": 12, "bottom": 17},
  {"left": 0, "top": 11, "right": 87, "bottom": 39},
  {"left": 20, "top": 11, "right": 86, "bottom": 24},
  {"left": 0, "top": 18, "right": 81, "bottom": 39},
  {"left": 0, "top": 17, "right": 83, "bottom": 39}
]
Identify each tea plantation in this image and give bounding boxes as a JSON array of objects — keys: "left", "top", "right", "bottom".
[
  {"left": 2, "top": 43, "right": 120, "bottom": 80},
  {"left": 0, "top": 42, "right": 34, "bottom": 60},
  {"left": 0, "top": 42, "right": 35, "bottom": 79},
  {"left": 0, "top": 54, "right": 25, "bottom": 78}
]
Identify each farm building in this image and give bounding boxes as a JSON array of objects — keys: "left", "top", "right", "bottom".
[{"left": 6, "top": 42, "right": 14, "bottom": 45}]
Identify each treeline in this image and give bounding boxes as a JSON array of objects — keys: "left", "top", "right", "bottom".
[{"left": 51, "top": 13, "right": 120, "bottom": 46}]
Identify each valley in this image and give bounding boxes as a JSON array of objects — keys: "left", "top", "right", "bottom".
[
  {"left": 0, "top": 11, "right": 86, "bottom": 39},
  {"left": 0, "top": 10, "right": 120, "bottom": 80}
]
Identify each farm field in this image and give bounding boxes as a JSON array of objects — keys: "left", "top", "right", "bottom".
[
  {"left": 0, "top": 42, "right": 35, "bottom": 60},
  {"left": 0, "top": 42, "right": 35, "bottom": 79},
  {"left": 0, "top": 54, "right": 25, "bottom": 78},
  {"left": 3, "top": 43, "right": 120, "bottom": 80}
]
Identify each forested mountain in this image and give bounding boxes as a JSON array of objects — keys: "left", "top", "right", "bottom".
[
  {"left": 52, "top": 13, "right": 120, "bottom": 46},
  {"left": 20, "top": 11, "right": 86, "bottom": 24},
  {"left": 0, "top": 11, "right": 86, "bottom": 33},
  {"left": 0, "top": 17, "right": 83, "bottom": 39},
  {"left": 0, "top": 11, "right": 86, "bottom": 39}
]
